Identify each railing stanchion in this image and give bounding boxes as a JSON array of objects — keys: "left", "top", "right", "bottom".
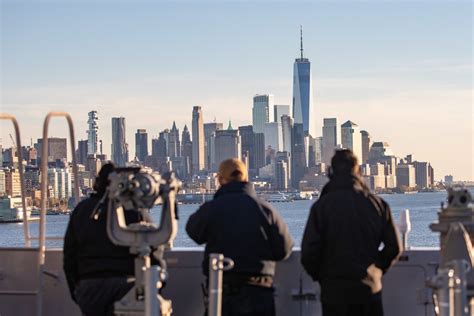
[
  {"left": 0, "top": 114, "right": 30, "bottom": 246},
  {"left": 37, "top": 112, "right": 79, "bottom": 316}
]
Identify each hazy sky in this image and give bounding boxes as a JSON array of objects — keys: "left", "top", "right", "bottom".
[{"left": 1, "top": 0, "right": 472, "bottom": 180}]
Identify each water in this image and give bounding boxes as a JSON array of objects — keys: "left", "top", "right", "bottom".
[
  {"left": 0, "top": 190, "right": 469, "bottom": 249},
  {"left": 0, "top": 192, "right": 462, "bottom": 247}
]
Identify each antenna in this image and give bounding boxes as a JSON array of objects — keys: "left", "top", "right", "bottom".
[{"left": 300, "top": 25, "right": 304, "bottom": 59}]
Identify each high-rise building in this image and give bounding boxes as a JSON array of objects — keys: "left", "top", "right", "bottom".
[
  {"left": 361, "top": 130, "right": 371, "bottom": 164},
  {"left": 322, "top": 118, "right": 340, "bottom": 165},
  {"left": 276, "top": 151, "right": 291, "bottom": 187},
  {"left": 291, "top": 123, "right": 307, "bottom": 188},
  {"left": 168, "top": 122, "right": 181, "bottom": 159},
  {"left": 275, "top": 160, "right": 289, "bottom": 190},
  {"left": 0, "top": 169, "right": 5, "bottom": 195},
  {"left": 281, "top": 115, "right": 293, "bottom": 154},
  {"left": 445, "top": 175, "right": 454, "bottom": 185},
  {"left": 1, "top": 148, "right": 18, "bottom": 167},
  {"left": 214, "top": 127, "right": 241, "bottom": 170},
  {"left": 274, "top": 105, "right": 290, "bottom": 123},
  {"left": 76, "top": 140, "right": 88, "bottom": 165},
  {"left": 252, "top": 95, "right": 273, "bottom": 133},
  {"left": 36, "top": 138, "right": 67, "bottom": 162},
  {"left": 24, "top": 165, "right": 40, "bottom": 195},
  {"left": 238, "top": 126, "right": 255, "bottom": 170},
  {"left": 264, "top": 122, "right": 283, "bottom": 153},
  {"left": 341, "top": 120, "right": 362, "bottom": 163},
  {"left": 307, "top": 136, "right": 320, "bottom": 167},
  {"left": 414, "top": 161, "right": 429, "bottom": 189},
  {"left": 314, "top": 136, "right": 323, "bottom": 164},
  {"left": 48, "top": 169, "right": 71, "bottom": 199},
  {"left": 4, "top": 168, "right": 21, "bottom": 197},
  {"left": 192, "top": 106, "right": 205, "bottom": 173},
  {"left": 396, "top": 164, "right": 416, "bottom": 189},
  {"left": 292, "top": 27, "right": 315, "bottom": 137},
  {"left": 87, "top": 111, "right": 100, "bottom": 155},
  {"left": 428, "top": 164, "right": 435, "bottom": 187},
  {"left": 253, "top": 133, "right": 266, "bottom": 171},
  {"left": 204, "top": 122, "right": 223, "bottom": 170},
  {"left": 151, "top": 133, "right": 167, "bottom": 167},
  {"left": 111, "top": 117, "right": 128, "bottom": 166},
  {"left": 20, "top": 146, "right": 37, "bottom": 165},
  {"left": 170, "top": 156, "right": 188, "bottom": 179},
  {"left": 86, "top": 155, "right": 102, "bottom": 176},
  {"left": 181, "top": 125, "right": 193, "bottom": 175},
  {"left": 368, "top": 142, "right": 394, "bottom": 162},
  {"left": 135, "top": 129, "right": 148, "bottom": 162}
]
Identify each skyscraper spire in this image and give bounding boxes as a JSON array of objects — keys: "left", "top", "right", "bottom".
[{"left": 300, "top": 25, "right": 304, "bottom": 59}]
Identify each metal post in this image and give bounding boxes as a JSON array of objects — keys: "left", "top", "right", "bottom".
[
  {"left": 432, "top": 271, "right": 450, "bottom": 316},
  {"left": 145, "top": 265, "right": 159, "bottom": 316},
  {"left": 399, "top": 209, "right": 411, "bottom": 250},
  {"left": 37, "top": 112, "right": 80, "bottom": 316},
  {"left": 448, "top": 260, "right": 470, "bottom": 316},
  {"left": 208, "top": 253, "right": 234, "bottom": 316}
]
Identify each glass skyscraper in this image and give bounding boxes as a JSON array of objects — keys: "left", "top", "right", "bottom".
[
  {"left": 111, "top": 117, "right": 129, "bottom": 166},
  {"left": 292, "top": 27, "right": 315, "bottom": 137}
]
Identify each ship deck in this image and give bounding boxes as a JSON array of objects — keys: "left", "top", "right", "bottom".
[{"left": 0, "top": 247, "right": 438, "bottom": 316}]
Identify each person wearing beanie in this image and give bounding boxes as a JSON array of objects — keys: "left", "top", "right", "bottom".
[
  {"left": 63, "top": 163, "right": 141, "bottom": 316},
  {"left": 186, "top": 158, "right": 293, "bottom": 316},
  {"left": 301, "top": 149, "right": 402, "bottom": 316}
]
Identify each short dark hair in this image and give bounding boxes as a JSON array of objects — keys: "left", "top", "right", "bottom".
[
  {"left": 93, "top": 162, "right": 115, "bottom": 196},
  {"left": 331, "top": 149, "right": 359, "bottom": 175}
]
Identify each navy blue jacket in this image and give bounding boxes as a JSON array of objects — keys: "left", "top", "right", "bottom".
[
  {"left": 186, "top": 181, "right": 293, "bottom": 277},
  {"left": 301, "top": 175, "right": 401, "bottom": 303}
]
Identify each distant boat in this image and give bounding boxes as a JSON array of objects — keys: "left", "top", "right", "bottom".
[
  {"left": 0, "top": 197, "right": 30, "bottom": 223},
  {"left": 261, "top": 193, "right": 292, "bottom": 203}
]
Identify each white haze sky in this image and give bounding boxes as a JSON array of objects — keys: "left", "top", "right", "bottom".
[{"left": 1, "top": 0, "right": 473, "bottom": 180}]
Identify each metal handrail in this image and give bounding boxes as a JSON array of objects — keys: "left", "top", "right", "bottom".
[
  {"left": 0, "top": 114, "right": 30, "bottom": 247},
  {"left": 37, "top": 112, "right": 80, "bottom": 316}
]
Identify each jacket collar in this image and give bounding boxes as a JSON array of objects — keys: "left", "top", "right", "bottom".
[
  {"left": 214, "top": 181, "right": 255, "bottom": 199},
  {"left": 320, "top": 174, "right": 370, "bottom": 197}
]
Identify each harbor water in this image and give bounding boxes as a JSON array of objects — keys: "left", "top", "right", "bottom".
[{"left": 0, "top": 190, "right": 470, "bottom": 248}]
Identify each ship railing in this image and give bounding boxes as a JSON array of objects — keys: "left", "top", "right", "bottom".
[
  {"left": 36, "top": 112, "right": 80, "bottom": 316},
  {"left": 0, "top": 113, "right": 30, "bottom": 246},
  {"left": 399, "top": 209, "right": 412, "bottom": 250}
]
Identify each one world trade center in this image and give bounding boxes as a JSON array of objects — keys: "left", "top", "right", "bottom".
[{"left": 292, "top": 26, "right": 315, "bottom": 138}]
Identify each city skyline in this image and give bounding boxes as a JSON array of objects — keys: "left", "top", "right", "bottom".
[{"left": 1, "top": 1, "right": 472, "bottom": 180}]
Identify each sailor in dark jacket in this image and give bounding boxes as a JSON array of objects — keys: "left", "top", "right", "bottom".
[
  {"left": 301, "top": 149, "right": 402, "bottom": 316},
  {"left": 186, "top": 158, "right": 293, "bottom": 316},
  {"left": 63, "top": 163, "right": 139, "bottom": 316}
]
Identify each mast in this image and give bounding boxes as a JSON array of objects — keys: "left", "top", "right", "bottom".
[{"left": 300, "top": 25, "right": 304, "bottom": 59}]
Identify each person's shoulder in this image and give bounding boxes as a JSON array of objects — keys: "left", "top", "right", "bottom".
[
  {"left": 195, "top": 199, "right": 215, "bottom": 214},
  {"left": 313, "top": 191, "right": 337, "bottom": 206},
  {"left": 71, "top": 195, "right": 99, "bottom": 215},
  {"left": 365, "top": 192, "right": 391, "bottom": 212},
  {"left": 366, "top": 191, "right": 385, "bottom": 204}
]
